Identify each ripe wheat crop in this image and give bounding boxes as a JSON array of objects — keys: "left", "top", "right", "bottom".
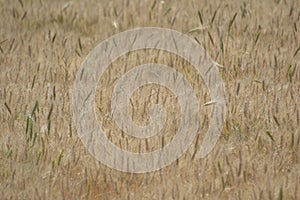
[{"left": 0, "top": 0, "right": 299, "bottom": 199}]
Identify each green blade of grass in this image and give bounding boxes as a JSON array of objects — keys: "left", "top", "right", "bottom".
[
  {"left": 220, "top": 36, "right": 224, "bottom": 53},
  {"left": 78, "top": 37, "right": 82, "bottom": 52},
  {"left": 211, "top": 9, "right": 218, "bottom": 25},
  {"left": 31, "top": 100, "right": 38, "bottom": 116},
  {"left": 47, "top": 104, "right": 54, "bottom": 121},
  {"left": 30, "top": 132, "right": 37, "bottom": 148},
  {"left": 18, "top": 0, "right": 24, "bottom": 8},
  {"left": 4, "top": 102, "right": 12, "bottom": 115},
  {"left": 266, "top": 131, "right": 274, "bottom": 141},
  {"left": 31, "top": 75, "right": 36, "bottom": 89},
  {"left": 75, "top": 49, "right": 81, "bottom": 57},
  {"left": 279, "top": 187, "right": 283, "bottom": 200},
  {"left": 294, "top": 45, "right": 300, "bottom": 57},
  {"left": 208, "top": 31, "right": 215, "bottom": 46},
  {"left": 52, "top": 33, "right": 56, "bottom": 43},
  {"left": 254, "top": 31, "right": 261, "bottom": 46},
  {"left": 0, "top": 39, "right": 7, "bottom": 45},
  {"left": 151, "top": 0, "right": 156, "bottom": 10},
  {"left": 164, "top": 7, "right": 172, "bottom": 16},
  {"left": 47, "top": 120, "right": 51, "bottom": 135},
  {"left": 29, "top": 121, "right": 33, "bottom": 142},
  {"left": 194, "top": 37, "right": 201, "bottom": 45},
  {"left": 25, "top": 116, "right": 30, "bottom": 135},
  {"left": 172, "top": 33, "right": 178, "bottom": 52},
  {"left": 58, "top": 150, "right": 64, "bottom": 166},
  {"left": 228, "top": 12, "right": 237, "bottom": 34},
  {"left": 198, "top": 10, "right": 203, "bottom": 25}
]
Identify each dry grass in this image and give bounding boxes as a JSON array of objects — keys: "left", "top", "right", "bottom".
[{"left": 0, "top": 0, "right": 300, "bottom": 199}]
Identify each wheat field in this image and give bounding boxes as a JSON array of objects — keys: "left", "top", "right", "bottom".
[{"left": 0, "top": 0, "right": 300, "bottom": 199}]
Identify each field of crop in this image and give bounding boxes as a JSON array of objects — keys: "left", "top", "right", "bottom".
[{"left": 0, "top": 0, "right": 300, "bottom": 199}]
